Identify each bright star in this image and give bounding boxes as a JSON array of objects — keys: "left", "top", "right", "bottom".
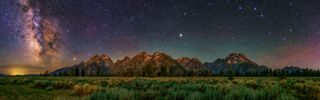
[
  {"left": 179, "top": 33, "right": 183, "bottom": 37},
  {"left": 238, "top": 6, "right": 243, "bottom": 10},
  {"left": 73, "top": 57, "right": 77, "bottom": 61},
  {"left": 260, "top": 14, "right": 264, "bottom": 17}
]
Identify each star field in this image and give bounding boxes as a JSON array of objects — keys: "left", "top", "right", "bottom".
[{"left": 0, "top": 0, "right": 320, "bottom": 69}]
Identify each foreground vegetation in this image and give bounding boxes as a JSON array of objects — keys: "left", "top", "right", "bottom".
[{"left": 0, "top": 77, "right": 319, "bottom": 100}]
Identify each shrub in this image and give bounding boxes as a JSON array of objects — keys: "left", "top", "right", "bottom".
[
  {"left": 34, "top": 80, "right": 52, "bottom": 88},
  {"left": 279, "top": 80, "right": 288, "bottom": 88},
  {"left": 90, "top": 87, "right": 134, "bottom": 100},
  {"left": 52, "top": 81, "right": 75, "bottom": 89},
  {"left": 90, "top": 92, "right": 111, "bottom": 100},
  {"left": 9, "top": 78, "right": 17, "bottom": 84},
  {"left": 245, "top": 80, "right": 258, "bottom": 89},
  {"left": 293, "top": 82, "right": 320, "bottom": 99},
  {"left": 4, "top": 77, "right": 320, "bottom": 100},
  {"left": 225, "top": 85, "right": 256, "bottom": 100},
  {"left": 202, "top": 89, "right": 223, "bottom": 100},
  {"left": 187, "top": 91, "right": 204, "bottom": 100},
  {"left": 286, "top": 79, "right": 296, "bottom": 88},
  {"left": 109, "top": 87, "right": 135, "bottom": 100},
  {"left": 170, "top": 90, "right": 190, "bottom": 100},
  {"left": 278, "top": 76, "right": 287, "bottom": 80},
  {"left": 277, "top": 92, "right": 298, "bottom": 100},
  {"left": 216, "top": 83, "right": 233, "bottom": 94},
  {"left": 73, "top": 83, "right": 99, "bottom": 95},
  {"left": 255, "top": 79, "right": 267, "bottom": 88},
  {"left": 256, "top": 84, "right": 297, "bottom": 100},
  {"left": 94, "top": 80, "right": 108, "bottom": 87},
  {"left": 139, "top": 90, "right": 160, "bottom": 100},
  {"left": 15, "top": 78, "right": 32, "bottom": 84}
]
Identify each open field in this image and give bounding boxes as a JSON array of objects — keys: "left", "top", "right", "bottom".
[{"left": 0, "top": 77, "right": 320, "bottom": 100}]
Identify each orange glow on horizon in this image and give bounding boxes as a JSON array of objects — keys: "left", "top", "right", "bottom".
[{"left": 9, "top": 67, "right": 27, "bottom": 76}]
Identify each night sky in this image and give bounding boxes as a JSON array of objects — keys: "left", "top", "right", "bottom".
[{"left": 0, "top": 0, "right": 320, "bottom": 72}]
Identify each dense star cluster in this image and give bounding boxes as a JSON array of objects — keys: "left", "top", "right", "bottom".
[
  {"left": 18, "top": 0, "right": 63, "bottom": 69},
  {"left": 0, "top": 0, "right": 320, "bottom": 70}
]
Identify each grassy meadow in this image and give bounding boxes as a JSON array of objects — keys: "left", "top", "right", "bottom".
[{"left": 0, "top": 77, "right": 319, "bottom": 100}]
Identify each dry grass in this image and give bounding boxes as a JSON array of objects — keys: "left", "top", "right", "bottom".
[
  {"left": 73, "top": 83, "right": 99, "bottom": 95},
  {"left": 1, "top": 77, "right": 320, "bottom": 100}
]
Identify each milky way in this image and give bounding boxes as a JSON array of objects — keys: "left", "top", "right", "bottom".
[{"left": 19, "top": 0, "right": 62, "bottom": 68}]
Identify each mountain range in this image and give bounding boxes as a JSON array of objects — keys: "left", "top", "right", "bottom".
[
  {"left": 204, "top": 53, "right": 269, "bottom": 75},
  {"left": 50, "top": 52, "right": 309, "bottom": 76}
]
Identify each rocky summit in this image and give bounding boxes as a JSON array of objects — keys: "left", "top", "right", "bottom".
[
  {"left": 204, "top": 53, "right": 269, "bottom": 75},
  {"left": 176, "top": 57, "right": 210, "bottom": 76},
  {"left": 50, "top": 54, "right": 113, "bottom": 76},
  {"left": 112, "top": 52, "right": 185, "bottom": 76}
]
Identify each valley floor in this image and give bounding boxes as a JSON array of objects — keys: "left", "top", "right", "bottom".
[{"left": 0, "top": 77, "right": 319, "bottom": 100}]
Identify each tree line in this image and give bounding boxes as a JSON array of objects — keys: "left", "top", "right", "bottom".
[{"left": 45, "top": 67, "right": 320, "bottom": 77}]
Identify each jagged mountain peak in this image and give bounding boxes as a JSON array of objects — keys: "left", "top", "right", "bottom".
[
  {"left": 177, "top": 57, "right": 201, "bottom": 63},
  {"left": 176, "top": 57, "right": 190, "bottom": 63},
  {"left": 114, "top": 56, "right": 131, "bottom": 64},
  {"left": 131, "top": 51, "right": 174, "bottom": 62},
  {"left": 101, "top": 54, "right": 111, "bottom": 60},
  {"left": 132, "top": 51, "right": 152, "bottom": 61},
  {"left": 176, "top": 57, "right": 208, "bottom": 76},
  {"left": 87, "top": 54, "right": 113, "bottom": 66},
  {"left": 225, "top": 53, "right": 255, "bottom": 64},
  {"left": 50, "top": 54, "right": 113, "bottom": 76},
  {"left": 111, "top": 51, "right": 185, "bottom": 76},
  {"left": 177, "top": 57, "right": 203, "bottom": 68},
  {"left": 152, "top": 52, "right": 174, "bottom": 61},
  {"left": 122, "top": 56, "right": 131, "bottom": 61},
  {"left": 205, "top": 53, "right": 268, "bottom": 75}
]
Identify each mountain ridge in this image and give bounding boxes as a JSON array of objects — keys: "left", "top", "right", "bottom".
[
  {"left": 50, "top": 51, "right": 317, "bottom": 76},
  {"left": 204, "top": 53, "right": 269, "bottom": 75},
  {"left": 50, "top": 54, "right": 112, "bottom": 76}
]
